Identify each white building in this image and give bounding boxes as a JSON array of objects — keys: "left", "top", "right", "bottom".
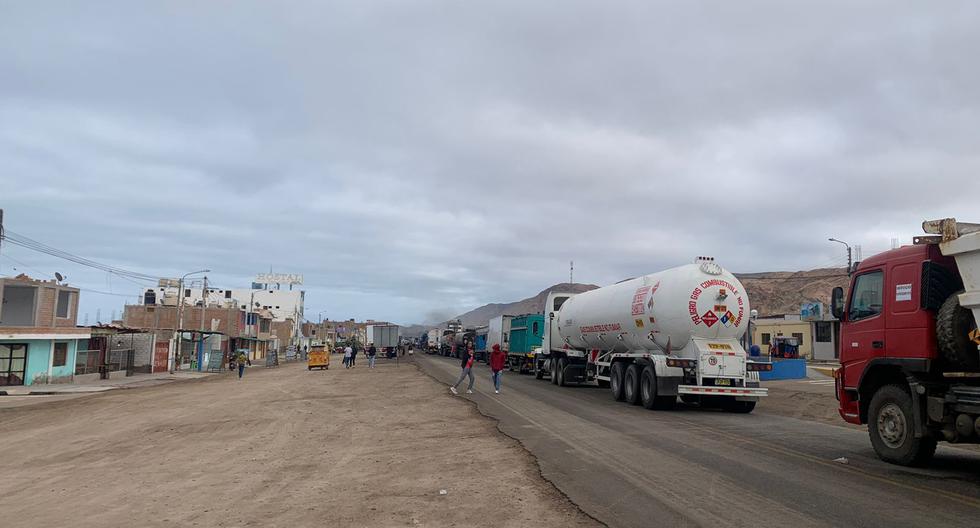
[{"left": 143, "top": 282, "right": 305, "bottom": 324}]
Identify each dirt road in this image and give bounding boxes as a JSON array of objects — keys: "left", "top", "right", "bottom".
[{"left": 0, "top": 359, "right": 596, "bottom": 528}]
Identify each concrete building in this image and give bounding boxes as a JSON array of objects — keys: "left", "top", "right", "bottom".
[
  {"left": 0, "top": 275, "right": 91, "bottom": 386},
  {"left": 751, "top": 312, "right": 840, "bottom": 361},
  {"left": 144, "top": 283, "right": 304, "bottom": 324}
]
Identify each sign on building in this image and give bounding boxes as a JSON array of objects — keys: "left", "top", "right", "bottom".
[
  {"left": 255, "top": 273, "right": 304, "bottom": 285},
  {"left": 800, "top": 302, "right": 824, "bottom": 321}
]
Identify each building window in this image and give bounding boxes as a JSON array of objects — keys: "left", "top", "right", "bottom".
[
  {"left": 56, "top": 290, "right": 72, "bottom": 318},
  {"left": 275, "top": 306, "right": 280, "bottom": 309},
  {"left": 792, "top": 332, "right": 804, "bottom": 345},
  {"left": 225, "top": 290, "right": 232, "bottom": 299},
  {"left": 53, "top": 342, "right": 68, "bottom": 367},
  {"left": 761, "top": 333, "right": 771, "bottom": 345},
  {"left": 260, "top": 320, "right": 270, "bottom": 332},
  {"left": 184, "top": 289, "right": 192, "bottom": 298},
  {"left": 815, "top": 322, "right": 832, "bottom": 343}
]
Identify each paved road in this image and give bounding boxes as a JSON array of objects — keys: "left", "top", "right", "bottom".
[{"left": 418, "top": 354, "right": 980, "bottom": 528}]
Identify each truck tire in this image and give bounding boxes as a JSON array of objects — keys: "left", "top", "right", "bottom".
[
  {"left": 640, "top": 366, "right": 676, "bottom": 410},
  {"left": 721, "top": 398, "right": 755, "bottom": 413},
  {"left": 868, "top": 385, "right": 937, "bottom": 466},
  {"left": 551, "top": 359, "right": 559, "bottom": 385},
  {"left": 556, "top": 358, "right": 567, "bottom": 387},
  {"left": 624, "top": 364, "right": 641, "bottom": 405},
  {"left": 535, "top": 363, "right": 545, "bottom": 380},
  {"left": 610, "top": 362, "right": 625, "bottom": 401},
  {"left": 937, "top": 291, "right": 980, "bottom": 371}
]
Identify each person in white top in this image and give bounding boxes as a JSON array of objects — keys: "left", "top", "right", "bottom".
[{"left": 343, "top": 346, "right": 353, "bottom": 369}]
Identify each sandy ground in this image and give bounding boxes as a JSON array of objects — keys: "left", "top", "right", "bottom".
[{"left": 0, "top": 358, "right": 597, "bottom": 528}]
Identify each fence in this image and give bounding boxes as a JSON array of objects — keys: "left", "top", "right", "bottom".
[
  {"left": 75, "top": 349, "right": 101, "bottom": 376},
  {"left": 108, "top": 348, "right": 136, "bottom": 376}
]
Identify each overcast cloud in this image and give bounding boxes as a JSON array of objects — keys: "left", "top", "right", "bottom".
[{"left": 1, "top": 1, "right": 979, "bottom": 325}]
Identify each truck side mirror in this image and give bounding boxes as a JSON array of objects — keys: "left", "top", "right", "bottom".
[
  {"left": 549, "top": 312, "right": 555, "bottom": 320},
  {"left": 831, "top": 287, "right": 845, "bottom": 320}
]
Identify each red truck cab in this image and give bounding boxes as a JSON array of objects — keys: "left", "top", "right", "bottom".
[{"left": 832, "top": 241, "right": 980, "bottom": 465}]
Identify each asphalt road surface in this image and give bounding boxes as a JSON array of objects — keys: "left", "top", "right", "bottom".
[{"left": 418, "top": 354, "right": 980, "bottom": 528}]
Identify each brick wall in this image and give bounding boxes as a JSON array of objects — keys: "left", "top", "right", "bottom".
[{"left": 123, "top": 305, "right": 245, "bottom": 337}]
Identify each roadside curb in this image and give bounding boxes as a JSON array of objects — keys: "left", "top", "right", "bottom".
[
  {"left": 413, "top": 358, "right": 609, "bottom": 528},
  {"left": 811, "top": 366, "right": 838, "bottom": 377}
]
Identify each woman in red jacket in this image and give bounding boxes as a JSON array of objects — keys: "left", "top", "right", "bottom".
[{"left": 489, "top": 344, "right": 507, "bottom": 394}]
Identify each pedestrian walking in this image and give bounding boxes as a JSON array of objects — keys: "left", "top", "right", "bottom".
[
  {"left": 350, "top": 344, "right": 358, "bottom": 367},
  {"left": 449, "top": 343, "right": 476, "bottom": 395},
  {"left": 343, "top": 345, "right": 353, "bottom": 368},
  {"left": 489, "top": 344, "right": 507, "bottom": 394},
  {"left": 236, "top": 350, "right": 251, "bottom": 379},
  {"left": 367, "top": 343, "right": 377, "bottom": 369}
]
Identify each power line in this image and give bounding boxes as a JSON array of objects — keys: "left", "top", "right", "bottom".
[{"left": 0, "top": 229, "right": 161, "bottom": 283}]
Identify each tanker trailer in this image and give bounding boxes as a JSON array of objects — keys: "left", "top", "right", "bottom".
[{"left": 535, "top": 257, "right": 771, "bottom": 413}]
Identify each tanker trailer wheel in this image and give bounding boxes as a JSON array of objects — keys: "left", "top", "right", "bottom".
[
  {"left": 937, "top": 291, "right": 980, "bottom": 372},
  {"left": 721, "top": 398, "right": 755, "bottom": 414},
  {"left": 535, "top": 363, "right": 545, "bottom": 380},
  {"left": 624, "top": 364, "right": 641, "bottom": 405},
  {"left": 551, "top": 359, "right": 559, "bottom": 385},
  {"left": 610, "top": 362, "right": 625, "bottom": 401},
  {"left": 640, "top": 366, "right": 676, "bottom": 410},
  {"left": 868, "top": 385, "right": 937, "bottom": 466},
  {"left": 556, "top": 358, "right": 568, "bottom": 386}
]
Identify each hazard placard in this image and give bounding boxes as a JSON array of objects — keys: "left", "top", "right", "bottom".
[{"left": 702, "top": 310, "right": 719, "bottom": 328}]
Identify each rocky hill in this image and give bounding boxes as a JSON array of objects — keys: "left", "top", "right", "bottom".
[
  {"left": 735, "top": 268, "right": 850, "bottom": 316},
  {"left": 436, "top": 283, "right": 599, "bottom": 330},
  {"left": 405, "top": 268, "right": 850, "bottom": 333}
]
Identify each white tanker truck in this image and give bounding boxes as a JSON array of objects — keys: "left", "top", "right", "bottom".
[{"left": 535, "top": 257, "right": 772, "bottom": 412}]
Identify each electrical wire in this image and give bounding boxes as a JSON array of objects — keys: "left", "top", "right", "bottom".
[{"left": 0, "top": 229, "right": 161, "bottom": 283}]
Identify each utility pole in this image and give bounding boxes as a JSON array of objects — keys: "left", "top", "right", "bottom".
[
  {"left": 570, "top": 260, "right": 574, "bottom": 285},
  {"left": 828, "top": 238, "right": 853, "bottom": 276},
  {"left": 171, "top": 269, "right": 209, "bottom": 374},
  {"left": 0, "top": 208, "right": 4, "bottom": 274},
  {"left": 198, "top": 275, "right": 207, "bottom": 371}
]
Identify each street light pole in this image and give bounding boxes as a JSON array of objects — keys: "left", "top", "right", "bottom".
[
  {"left": 828, "top": 238, "right": 853, "bottom": 276},
  {"left": 170, "top": 269, "right": 210, "bottom": 374}
]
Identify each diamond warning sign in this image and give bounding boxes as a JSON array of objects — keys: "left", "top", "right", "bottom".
[{"left": 702, "top": 310, "right": 719, "bottom": 328}]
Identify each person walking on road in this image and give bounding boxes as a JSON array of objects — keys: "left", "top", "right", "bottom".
[
  {"left": 489, "top": 344, "right": 507, "bottom": 394},
  {"left": 367, "top": 343, "right": 377, "bottom": 369},
  {"left": 343, "top": 345, "right": 353, "bottom": 368},
  {"left": 449, "top": 343, "right": 476, "bottom": 395},
  {"left": 350, "top": 344, "right": 358, "bottom": 368},
  {"left": 236, "top": 350, "right": 251, "bottom": 379}
]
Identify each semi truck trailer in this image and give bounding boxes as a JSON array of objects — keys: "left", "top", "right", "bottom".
[
  {"left": 535, "top": 257, "right": 771, "bottom": 412},
  {"left": 834, "top": 218, "right": 980, "bottom": 465}
]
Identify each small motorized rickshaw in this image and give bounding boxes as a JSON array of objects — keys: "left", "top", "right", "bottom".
[{"left": 307, "top": 344, "right": 330, "bottom": 370}]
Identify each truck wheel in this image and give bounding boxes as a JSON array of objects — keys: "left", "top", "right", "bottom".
[
  {"left": 937, "top": 291, "right": 980, "bottom": 371},
  {"left": 551, "top": 359, "right": 559, "bottom": 385},
  {"left": 640, "top": 366, "right": 676, "bottom": 410},
  {"left": 721, "top": 399, "right": 756, "bottom": 413},
  {"left": 535, "top": 363, "right": 545, "bottom": 380},
  {"left": 556, "top": 359, "right": 567, "bottom": 386},
  {"left": 868, "top": 385, "right": 937, "bottom": 466},
  {"left": 610, "top": 362, "right": 625, "bottom": 401},
  {"left": 624, "top": 364, "right": 641, "bottom": 405}
]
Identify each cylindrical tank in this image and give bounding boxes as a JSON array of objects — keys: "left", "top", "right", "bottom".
[{"left": 555, "top": 258, "right": 750, "bottom": 358}]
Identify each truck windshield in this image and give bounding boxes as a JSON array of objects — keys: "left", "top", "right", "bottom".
[{"left": 848, "top": 271, "right": 883, "bottom": 321}]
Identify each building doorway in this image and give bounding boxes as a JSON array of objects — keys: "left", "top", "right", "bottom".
[{"left": 0, "top": 343, "right": 28, "bottom": 386}]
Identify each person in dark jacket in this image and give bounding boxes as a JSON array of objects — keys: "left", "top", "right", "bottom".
[
  {"left": 489, "top": 344, "right": 507, "bottom": 394},
  {"left": 350, "top": 344, "right": 358, "bottom": 367},
  {"left": 449, "top": 343, "right": 476, "bottom": 395},
  {"left": 367, "top": 343, "right": 378, "bottom": 368}
]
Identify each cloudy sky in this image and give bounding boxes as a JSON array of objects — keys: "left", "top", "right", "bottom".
[{"left": 1, "top": 1, "right": 978, "bottom": 325}]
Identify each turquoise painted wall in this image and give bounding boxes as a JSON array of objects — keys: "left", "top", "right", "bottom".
[{"left": 6, "top": 339, "right": 80, "bottom": 385}]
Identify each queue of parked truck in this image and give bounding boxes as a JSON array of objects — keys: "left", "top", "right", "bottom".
[{"left": 419, "top": 218, "right": 980, "bottom": 468}]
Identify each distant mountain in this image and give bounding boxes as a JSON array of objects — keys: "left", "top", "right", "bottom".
[
  {"left": 735, "top": 268, "right": 849, "bottom": 316},
  {"left": 447, "top": 282, "right": 600, "bottom": 329}
]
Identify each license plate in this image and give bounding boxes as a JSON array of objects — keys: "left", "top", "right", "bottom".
[{"left": 714, "top": 378, "right": 732, "bottom": 386}]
